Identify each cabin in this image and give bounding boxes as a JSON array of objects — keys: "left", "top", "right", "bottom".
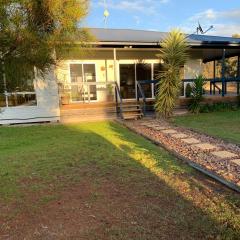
[{"left": 1, "top": 28, "right": 240, "bottom": 124}]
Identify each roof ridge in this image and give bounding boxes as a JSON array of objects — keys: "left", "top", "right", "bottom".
[
  {"left": 88, "top": 27, "right": 240, "bottom": 39},
  {"left": 89, "top": 27, "right": 168, "bottom": 34}
]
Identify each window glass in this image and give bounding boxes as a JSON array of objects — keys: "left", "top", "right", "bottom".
[
  {"left": 84, "top": 64, "right": 97, "bottom": 101},
  {"left": 69, "top": 64, "right": 97, "bottom": 102},
  {"left": 70, "top": 64, "right": 83, "bottom": 83},
  {"left": 136, "top": 63, "right": 152, "bottom": 98},
  {"left": 153, "top": 63, "right": 163, "bottom": 80},
  {"left": 0, "top": 60, "right": 36, "bottom": 107},
  {"left": 119, "top": 64, "right": 136, "bottom": 99}
]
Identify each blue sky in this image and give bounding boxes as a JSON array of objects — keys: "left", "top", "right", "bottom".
[{"left": 86, "top": 0, "right": 240, "bottom": 36}]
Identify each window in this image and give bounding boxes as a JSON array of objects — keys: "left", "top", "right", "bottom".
[
  {"left": 119, "top": 64, "right": 136, "bottom": 99},
  {"left": 136, "top": 63, "right": 152, "bottom": 98},
  {"left": 0, "top": 60, "right": 36, "bottom": 107},
  {"left": 69, "top": 64, "right": 97, "bottom": 102}
]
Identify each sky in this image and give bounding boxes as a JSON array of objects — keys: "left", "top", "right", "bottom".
[{"left": 86, "top": 0, "right": 240, "bottom": 36}]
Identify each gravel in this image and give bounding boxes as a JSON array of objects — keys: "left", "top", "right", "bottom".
[{"left": 121, "top": 118, "right": 240, "bottom": 187}]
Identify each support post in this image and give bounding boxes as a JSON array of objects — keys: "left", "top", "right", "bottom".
[
  {"left": 1, "top": 57, "right": 8, "bottom": 107},
  {"left": 221, "top": 49, "right": 226, "bottom": 97},
  {"left": 113, "top": 48, "right": 117, "bottom": 83},
  {"left": 213, "top": 60, "right": 216, "bottom": 94},
  {"left": 237, "top": 56, "right": 240, "bottom": 95}
]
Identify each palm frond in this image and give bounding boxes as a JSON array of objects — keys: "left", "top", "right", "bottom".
[{"left": 155, "top": 30, "right": 189, "bottom": 118}]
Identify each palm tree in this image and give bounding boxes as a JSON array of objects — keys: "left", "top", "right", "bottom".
[{"left": 155, "top": 30, "right": 189, "bottom": 118}]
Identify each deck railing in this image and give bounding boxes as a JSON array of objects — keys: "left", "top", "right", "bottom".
[
  {"left": 0, "top": 91, "right": 36, "bottom": 107},
  {"left": 114, "top": 81, "right": 123, "bottom": 118},
  {"left": 182, "top": 77, "right": 240, "bottom": 97},
  {"left": 60, "top": 81, "right": 116, "bottom": 103},
  {"left": 136, "top": 78, "right": 240, "bottom": 101}
]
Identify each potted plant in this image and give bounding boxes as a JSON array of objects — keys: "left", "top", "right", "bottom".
[
  {"left": 61, "top": 92, "right": 71, "bottom": 105},
  {"left": 106, "top": 83, "right": 114, "bottom": 102},
  {"left": 58, "top": 82, "right": 71, "bottom": 105}
]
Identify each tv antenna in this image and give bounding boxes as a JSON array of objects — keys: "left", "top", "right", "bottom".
[
  {"left": 196, "top": 21, "right": 213, "bottom": 35},
  {"left": 103, "top": 0, "right": 110, "bottom": 28}
]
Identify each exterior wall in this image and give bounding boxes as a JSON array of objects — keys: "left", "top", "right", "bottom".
[
  {"left": 56, "top": 49, "right": 204, "bottom": 102},
  {"left": 56, "top": 49, "right": 162, "bottom": 103},
  {"left": 0, "top": 70, "right": 60, "bottom": 125},
  {"left": 0, "top": 48, "right": 205, "bottom": 124}
]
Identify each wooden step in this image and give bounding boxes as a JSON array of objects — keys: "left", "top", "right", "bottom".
[
  {"left": 122, "top": 104, "right": 141, "bottom": 108},
  {"left": 122, "top": 113, "right": 143, "bottom": 120},
  {"left": 122, "top": 108, "right": 142, "bottom": 113}
]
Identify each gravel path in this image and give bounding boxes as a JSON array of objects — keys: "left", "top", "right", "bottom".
[{"left": 120, "top": 118, "right": 240, "bottom": 189}]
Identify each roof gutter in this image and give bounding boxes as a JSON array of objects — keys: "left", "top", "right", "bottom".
[
  {"left": 84, "top": 41, "right": 240, "bottom": 48},
  {"left": 89, "top": 41, "right": 160, "bottom": 46}
]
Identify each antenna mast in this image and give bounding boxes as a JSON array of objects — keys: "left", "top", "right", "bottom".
[
  {"left": 196, "top": 21, "right": 213, "bottom": 35},
  {"left": 103, "top": 0, "right": 110, "bottom": 28}
]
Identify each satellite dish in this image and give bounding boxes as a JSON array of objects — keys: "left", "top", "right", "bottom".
[
  {"left": 196, "top": 21, "right": 213, "bottom": 35},
  {"left": 197, "top": 21, "right": 204, "bottom": 34}
]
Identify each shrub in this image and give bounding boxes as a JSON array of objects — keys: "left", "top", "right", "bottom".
[
  {"left": 189, "top": 75, "right": 206, "bottom": 114},
  {"left": 155, "top": 30, "right": 189, "bottom": 118},
  {"left": 237, "top": 95, "right": 240, "bottom": 107},
  {"left": 185, "top": 83, "right": 192, "bottom": 98},
  {"left": 199, "top": 102, "right": 239, "bottom": 113}
]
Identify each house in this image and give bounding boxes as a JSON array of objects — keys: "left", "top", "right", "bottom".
[{"left": 0, "top": 28, "right": 240, "bottom": 124}]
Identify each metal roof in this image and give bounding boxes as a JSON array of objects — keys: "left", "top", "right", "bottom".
[{"left": 89, "top": 28, "right": 240, "bottom": 47}]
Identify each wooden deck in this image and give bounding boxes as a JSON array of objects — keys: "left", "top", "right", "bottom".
[
  {"left": 60, "top": 95, "right": 239, "bottom": 123},
  {"left": 60, "top": 102, "right": 117, "bottom": 123}
]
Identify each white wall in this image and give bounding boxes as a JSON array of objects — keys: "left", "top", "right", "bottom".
[{"left": 0, "top": 69, "right": 60, "bottom": 125}]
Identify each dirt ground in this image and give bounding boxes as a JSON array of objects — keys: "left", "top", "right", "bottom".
[{"left": 1, "top": 164, "right": 239, "bottom": 240}]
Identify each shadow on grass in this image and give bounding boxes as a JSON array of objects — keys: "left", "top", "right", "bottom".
[{"left": 0, "top": 121, "right": 239, "bottom": 239}]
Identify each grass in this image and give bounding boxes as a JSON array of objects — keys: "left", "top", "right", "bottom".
[
  {"left": 173, "top": 110, "right": 240, "bottom": 144},
  {"left": 0, "top": 121, "right": 240, "bottom": 239}
]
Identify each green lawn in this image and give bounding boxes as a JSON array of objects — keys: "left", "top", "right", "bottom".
[
  {"left": 0, "top": 122, "right": 239, "bottom": 239},
  {"left": 173, "top": 110, "right": 240, "bottom": 144}
]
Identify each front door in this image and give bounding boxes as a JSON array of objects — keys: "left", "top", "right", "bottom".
[
  {"left": 136, "top": 63, "right": 152, "bottom": 98},
  {"left": 70, "top": 63, "right": 97, "bottom": 102},
  {"left": 119, "top": 64, "right": 136, "bottom": 99},
  {"left": 119, "top": 63, "right": 153, "bottom": 99}
]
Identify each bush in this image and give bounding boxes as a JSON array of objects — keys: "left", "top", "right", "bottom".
[
  {"left": 155, "top": 30, "right": 189, "bottom": 118},
  {"left": 237, "top": 95, "right": 240, "bottom": 107},
  {"left": 199, "top": 102, "right": 239, "bottom": 113},
  {"left": 185, "top": 83, "right": 192, "bottom": 98},
  {"left": 189, "top": 75, "right": 206, "bottom": 113},
  {"left": 199, "top": 104, "right": 210, "bottom": 113}
]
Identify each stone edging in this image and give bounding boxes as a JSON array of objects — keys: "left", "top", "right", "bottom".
[{"left": 116, "top": 119, "right": 240, "bottom": 193}]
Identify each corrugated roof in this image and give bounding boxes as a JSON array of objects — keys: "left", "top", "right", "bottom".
[{"left": 89, "top": 28, "right": 240, "bottom": 46}]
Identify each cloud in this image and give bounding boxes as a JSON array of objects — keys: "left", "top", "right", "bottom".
[
  {"left": 209, "top": 24, "right": 240, "bottom": 36},
  {"left": 97, "top": 0, "right": 169, "bottom": 15},
  {"left": 189, "top": 8, "right": 240, "bottom": 22},
  {"left": 180, "top": 8, "right": 240, "bottom": 36},
  {"left": 133, "top": 16, "right": 140, "bottom": 25}
]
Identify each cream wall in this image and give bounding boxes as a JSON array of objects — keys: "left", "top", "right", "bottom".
[
  {"left": 0, "top": 49, "right": 205, "bottom": 124},
  {"left": 56, "top": 51, "right": 162, "bottom": 102},
  {"left": 56, "top": 49, "right": 204, "bottom": 101},
  {"left": 0, "top": 70, "right": 60, "bottom": 125}
]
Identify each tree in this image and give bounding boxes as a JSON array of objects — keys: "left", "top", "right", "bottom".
[
  {"left": 0, "top": 0, "right": 91, "bottom": 81},
  {"left": 232, "top": 34, "right": 240, "bottom": 38},
  {"left": 155, "top": 30, "right": 189, "bottom": 118}
]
